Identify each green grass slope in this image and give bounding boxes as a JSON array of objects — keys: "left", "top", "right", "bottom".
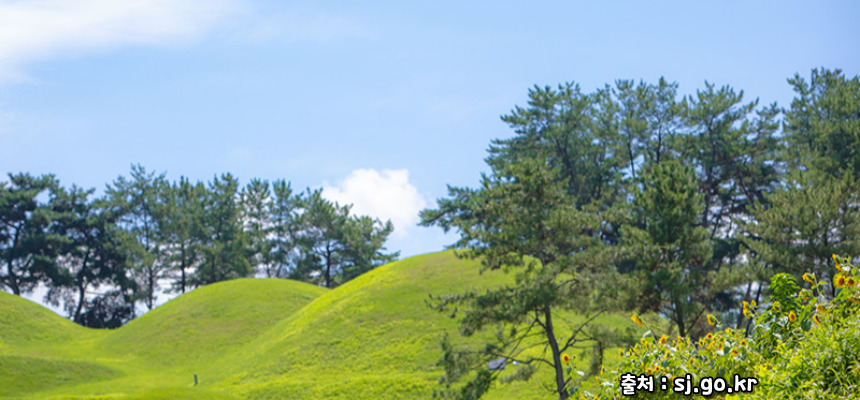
[
  {"left": 100, "top": 278, "right": 328, "bottom": 369},
  {"left": 1, "top": 251, "right": 645, "bottom": 399},
  {"left": 1, "top": 278, "right": 327, "bottom": 399},
  {"left": 0, "top": 292, "right": 118, "bottom": 397},
  {"left": 0, "top": 292, "right": 89, "bottom": 347},
  {"left": 202, "top": 251, "right": 639, "bottom": 399},
  {"left": 0, "top": 355, "right": 119, "bottom": 398},
  {"left": 199, "top": 251, "right": 512, "bottom": 398}
]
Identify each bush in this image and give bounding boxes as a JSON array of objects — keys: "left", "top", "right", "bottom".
[{"left": 572, "top": 254, "right": 860, "bottom": 400}]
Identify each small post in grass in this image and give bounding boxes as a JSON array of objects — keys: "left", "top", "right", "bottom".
[{"left": 194, "top": 373, "right": 198, "bottom": 386}]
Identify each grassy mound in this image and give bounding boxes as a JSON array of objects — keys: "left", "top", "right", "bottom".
[
  {"left": 198, "top": 251, "right": 512, "bottom": 398},
  {"left": 1, "top": 251, "right": 642, "bottom": 399},
  {"left": 100, "top": 278, "right": 327, "bottom": 369},
  {"left": 1, "top": 278, "right": 326, "bottom": 399},
  {"left": 0, "top": 291, "right": 87, "bottom": 346},
  {"left": 202, "top": 251, "right": 637, "bottom": 399}
]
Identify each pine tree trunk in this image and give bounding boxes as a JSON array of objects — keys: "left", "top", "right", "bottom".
[
  {"left": 544, "top": 306, "right": 569, "bottom": 400},
  {"left": 7, "top": 229, "right": 22, "bottom": 296},
  {"left": 6, "top": 260, "right": 20, "bottom": 296},
  {"left": 74, "top": 279, "right": 86, "bottom": 323}
]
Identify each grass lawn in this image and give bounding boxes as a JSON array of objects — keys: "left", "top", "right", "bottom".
[{"left": 0, "top": 251, "right": 654, "bottom": 399}]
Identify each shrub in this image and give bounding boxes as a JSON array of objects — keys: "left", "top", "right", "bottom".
[{"left": 572, "top": 254, "right": 860, "bottom": 400}]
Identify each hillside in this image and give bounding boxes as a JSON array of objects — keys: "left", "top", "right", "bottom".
[
  {"left": 1, "top": 278, "right": 326, "bottom": 399},
  {"left": 0, "top": 251, "right": 642, "bottom": 399}
]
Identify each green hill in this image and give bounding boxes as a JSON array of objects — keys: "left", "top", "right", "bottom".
[
  {"left": 100, "top": 278, "right": 328, "bottom": 369},
  {"left": 0, "top": 291, "right": 90, "bottom": 346},
  {"left": 0, "top": 251, "right": 641, "bottom": 399}
]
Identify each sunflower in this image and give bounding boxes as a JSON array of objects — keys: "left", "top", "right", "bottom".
[
  {"left": 562, "top": 353, "right": 571, "bottom": 364},
  {"left": 813, "top": 314, "right": 822, "bottom": 325},
  {"left": 803, "top": 273, "right": 815, "bottom": 284},
  {"left": 742, "top": 301, "right": 752, "bottom": 318},
  {"left": 848, "top": 277, "right": 857, "bottom": 287},
  {"left": 731, "top": 349, "right": 739, "bottom": 356},
  {"left": 740, "top": 339, "right": 748, "bottom": 347},
  {"left": 707, "top": 314, "right": 716, "bottom": 326},
  {"left": 631, "top": 314, "right": 643, "bottom": 327},
  {"left": 658, "top": 335, "right": 668, "bottom": 346},
  {"left": 789, "top": 312, "right": 797, "bottom": 322},
  {"left": 772, "top": 301, "right": 782, "bottom": 312},
  {"left": 706, "top": 332, "right": 714, "bottom": 340},
  {"left": 834, "top": 253, "right": 841, "bottom": 269},
  {"left": 835, "top": 274, "right": 847, "bottom": 288},
  {"left": 817, "top": 305, "right": 826, "bottom": 313}
]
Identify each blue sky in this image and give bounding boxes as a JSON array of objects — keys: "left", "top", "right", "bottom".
[{"left": 1, "top": 0, "right": 858, "bottom": 261}]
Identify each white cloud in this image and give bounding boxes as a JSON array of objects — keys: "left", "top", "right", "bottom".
[
  {"left": 0, "top": 0, "right": 241, "bottom": 83},
  {"left": 322, "top": 169, "right": 427, "bottom": 239}
]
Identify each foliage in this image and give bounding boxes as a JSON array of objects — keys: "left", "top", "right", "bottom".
[
  {"left": 240, "top": 178, "right": 275, "bottom": 277},
  {"left": 193, "top": 173, "right": 253, "bottom": 286},
  {"left": 583, "top": 255, "right": 860, "bottom": 399},
  {"left": 619, "top": 160, "right": 721, "bottom": 338},
  {"left": 293, "top": 188, "right": 396, "bottom": 288},
  {"left": 2, "top": 165, "right": 397, "bottom": 327},
  {"left": 268, "top": 179, "right": 303, "bottom": 278},
  {"left": 46, "top": 185, "right": 137, "bottom": 327},
  {"left": 487, "top": 82, "right": 623, "bottom": 210},
  {"left": 160, "top": 177, "right": 207, "bottom": 294},
  {"left": 784, "top": 68, "right": 860, "bottom": 178},
  {"left": 423, "top": 153, "right": 623, "bottom": 400},
  {"left": 105, "top": 164, "right": 169, "bottom": 311},
  {"left": 0, "top": 172, "right": 61, "bottom": 296},
  {"left": 741, "top": 168, "right": 860, "bottom": 298}
]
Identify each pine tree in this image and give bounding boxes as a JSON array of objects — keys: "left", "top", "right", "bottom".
[
  {"left": 784, "top": 68, "right": 860, "bottom": 177},
  {"left": 269, "top": 180, "right": 302, "bottom": 278},
  {"left": 194, "top": 173, "right": 252, "bottom": 286},
  {"left": 161, "top": 177, "right": 206, "bottom": 293},
  {"left": 241, "top": 178, "right": 274, "bottom": 277},
  {"left": 292, "top": 189, "right": 397, "bottom": 288},
  {"left": 0, "top": 173, "right": 62, "bottom": 296},
  {"left": 422, "top": 157, "right": 616, "bottom": 400},
  {"left": 741, "top": 168, "right": 860, "bottom": 298},
  {"left": 339, "top": 215, "right": 397, "bottom": 282},
  {"left": 105, "top": 164, "right": 169, "bottom": 310},
  {"left": 46, "top": 185, "right": 135, "bottom": 326},
  {"left": 619, "top": 160, "right": 720, "bottom": 338}
]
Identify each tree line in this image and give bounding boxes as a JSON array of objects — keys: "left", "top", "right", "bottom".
[
  {"left": 421, "top": 68, "right": 860, "bottom": 399},
  {"left": 0, "top": 167, "right": 396, "bottom": 328}
]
